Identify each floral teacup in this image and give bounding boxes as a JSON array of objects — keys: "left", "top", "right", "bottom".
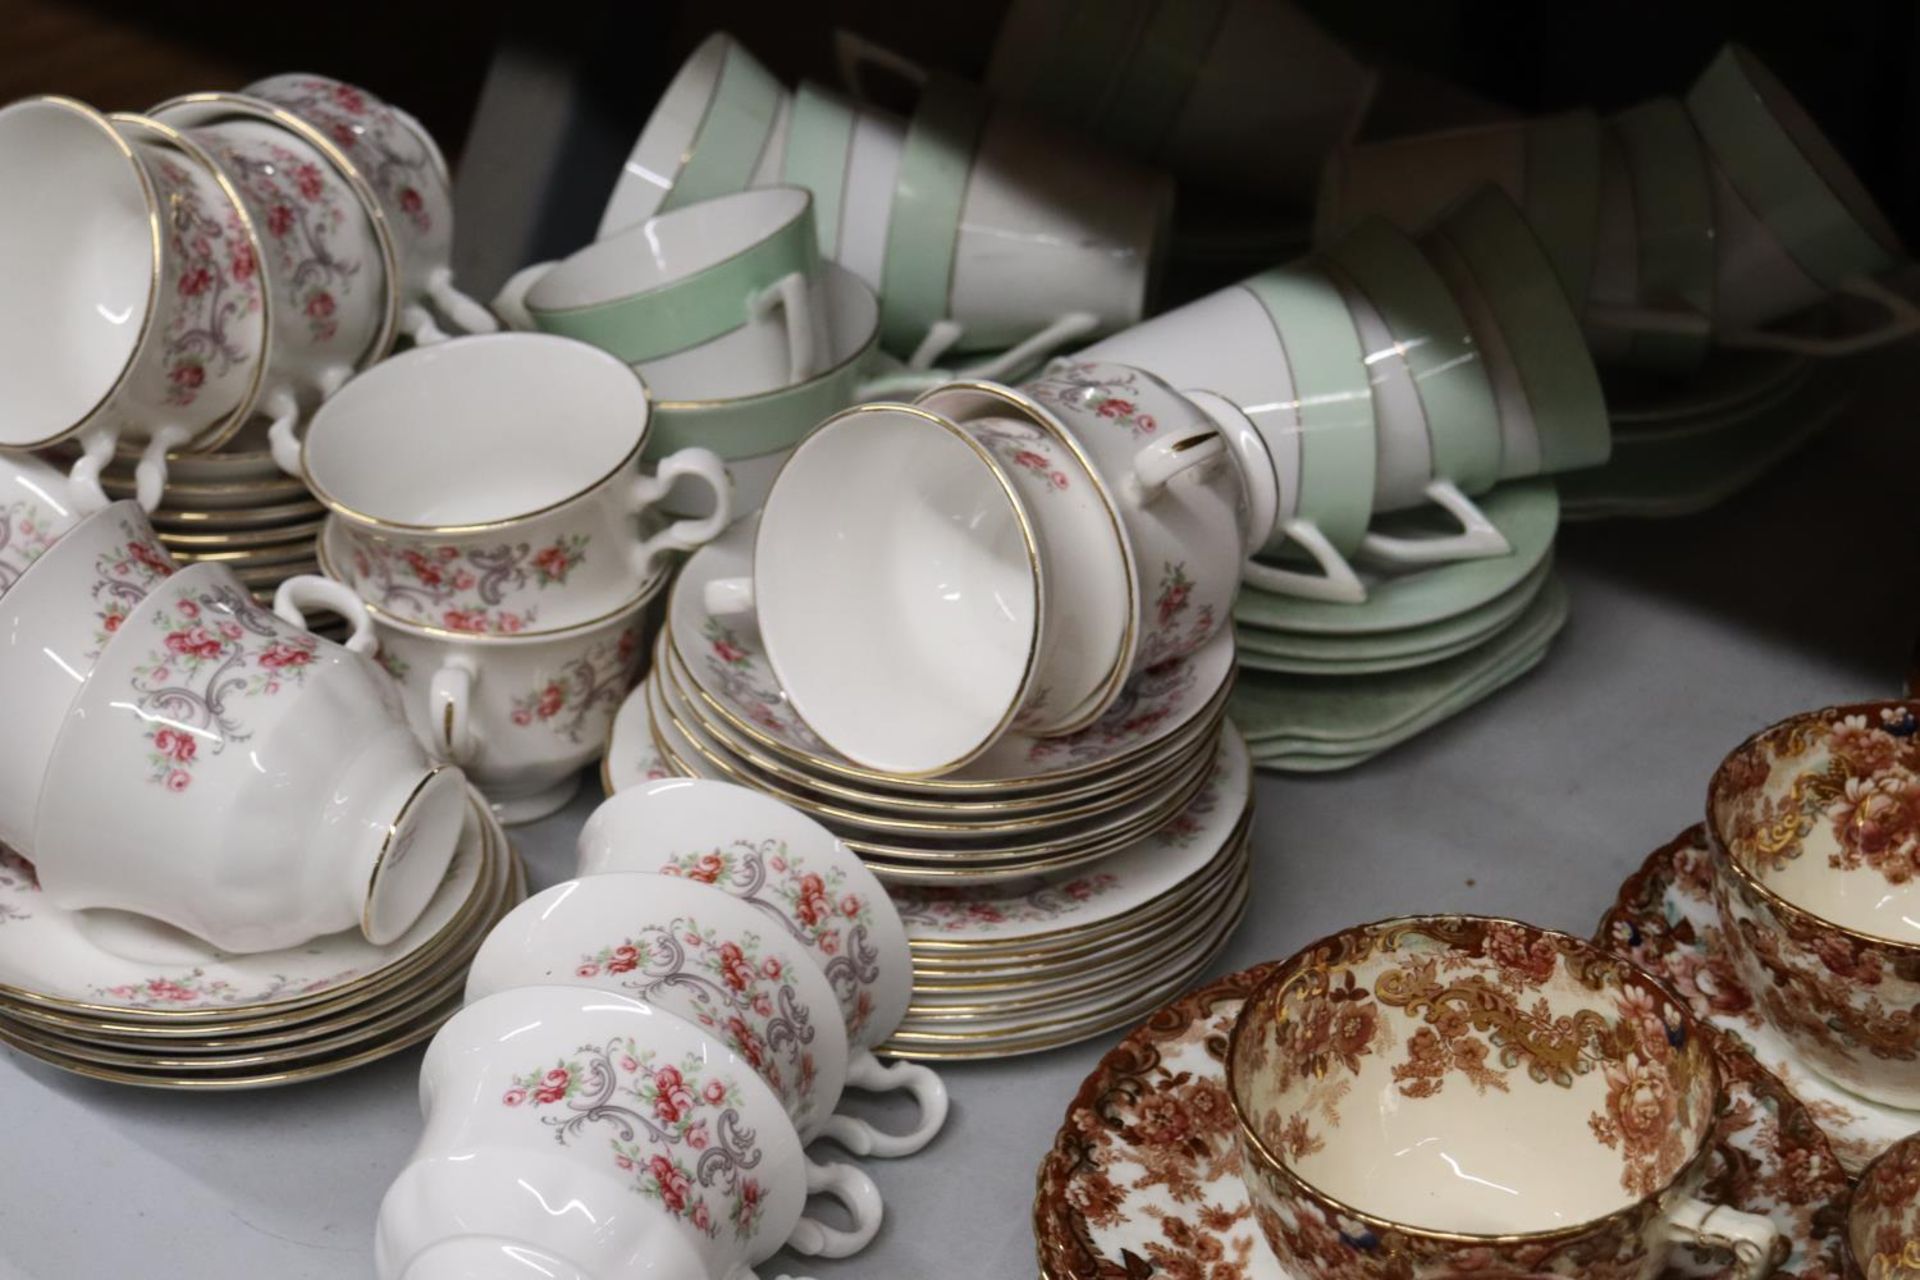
[
  {"left": 0, "top": 451, "right": 80, "bottom": 596},
  {"left": 1851, "top": 1132, "right": 1920, "bottom": 1279},
  {"left": 1708, "top": 700, "right": 1920, "bottom": 1109},
  {"left": 376, "top": 985, "right": 883, "bottom": 1279},
  {"left": 1228, "top": 915, "right": 1779, "bottom": 1280}
]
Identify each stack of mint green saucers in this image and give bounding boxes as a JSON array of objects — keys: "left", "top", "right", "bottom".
[{"left": 1230, "top": 478, "right": 1569, "bottom": 771}]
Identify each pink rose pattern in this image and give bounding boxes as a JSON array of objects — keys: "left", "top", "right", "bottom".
[
  {"left": 575, "top": 915, "right": 819, "bottom": 1126},
  {"left": 698, "top": 617, "right": 830, "bottom": 752},
  {"left": 151, "top": 157, "right": 263, "bottom": 410},
  {"left": 508, "top": 625, "right": 643, "bottom": 744},
  {"left": 895, "top": 872, "right": 1122, "bottom": 934},
  {"left": 210, "top": 133, "right": 362, "bottom": 344},
  {"left": 90, "top": 966, "right": 359, "bottom": 1008},
  {"left": 252, "top": 77, "right": 437, "bottom": 238},
  {"left": 1023, "top": 652, "right": 1199, "bottom": 770},
  {"left": 1027, "top": 362, "right": 1160, "bottom": 438},
  {"left": 344, "top": 528, "right": 589, "bottom": 635},
  {"left": 969, "top": 418, "right": 1073, "bottom": 494},
  {"left": 0, "top": 500, "right": 59, "bottom": 593},
  {"left": 659, "top": 837, "right": 881, "bottom": 1039},
  {"left": 126, "top": 585, "right": 318, "bottom": 791},
  {"left": 1034, "top": 962, "right": 1849, "bottom": 1280},
  {"left": 504, "top": 1036, "right": 765, "bottom": 1240},
  {"left": 88, "top": 526, "right": 176, "bottom": 656},
  {"left": 0, "top": 845, "right": 37, "bottom": 926}
]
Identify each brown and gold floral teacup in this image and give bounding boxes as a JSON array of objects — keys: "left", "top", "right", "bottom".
[
  {"left": 1851, "top": 1133, "right": 1920, "bottom": 1278},
  {"left": 1707, "top": 700, "right": 1920, "bottom": 1109},
  {"left": 1226, "top": 915, "right": 1780, "bottom": 1280}
]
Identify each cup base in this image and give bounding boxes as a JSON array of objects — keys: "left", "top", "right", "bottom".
[
  {"left": 483, "top": 773, "right": 582, "bottom": 827},
  {"left": 401, "top": 1235, "right": 598, "bottom": 1280}
]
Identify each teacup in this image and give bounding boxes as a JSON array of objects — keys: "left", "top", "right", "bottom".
[
  {"left": 1849, "top": 1133, "right": 1920, "bottom": 1279},
  {"left": 1228, "top": 915, "right": 1780, "bottom": 1280},
  {"left": 0, "top": 502, "right": 176, "bottom": 856},
  {"left": 0, "top": 452, "right": 81, "bottom": 595},
  {"left": 313, "top": 529, "right": 657, "bottom": 825},
  {"left": 577, "top": 778, "right": 944, "bottom": 1155},
  {"left": 1707, "top": 700, "right": 1920, "bottom": 1108},
  {"left": 376, "top": 986, "right": 883, "bottom": 1280},
  {"left": 301, "top": 333, "right": 731, "bottom": 633},
  {"left": 599, "top": 32, "right": 792, "bottom": 237},
  {"left": 0, "top": 96, "right": 269, "bottom": 512},
  {"left": 494, "top": 187, "right": 828, "bottom": 399},
  {"left": 978, "top": 0, "right": 1375, "bottom": 207},
  {"left": 242, "top": 73, "right": 501, "bottom": 343},
  {"left": 138, "top": 104, "right": 393, "bottom": 479},
  {"left": 32, "top": 561, "right": 468, "bottom": 952},
  {"left": 466, "top": 871, "right": 941, "bottom": 1157}
]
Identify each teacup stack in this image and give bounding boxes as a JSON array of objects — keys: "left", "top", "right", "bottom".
[
  {"left": 376, "top": 776, "right": 956, "bottom": 1278},
  {"left": 0, "top": 499, "right": 501, "bottom": 1087},
  {"left": 306, "top": 332, "right": 732, "bottom": 824}
]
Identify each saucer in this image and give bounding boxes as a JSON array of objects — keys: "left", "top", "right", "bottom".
[
  {"left": 148, "top": 497, "right": 329, "bottom": 532},
  {"left": 1599, "top": 824, "right": 1920, "bottom": 1174},
  {"left": 1034, "top": 960, "right": 1851, "bottom": 1280},
  {"left": 1234, "top": 478, "right": 1559, "bottom": 636}
]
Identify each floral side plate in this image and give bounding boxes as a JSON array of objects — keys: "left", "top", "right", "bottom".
[
  {"left": 890, "top": 725, "right": 1251, "bottom": 946},
  {"left": 1034, "top": 959, "right": 1851, "bottom": 1280},
  {"left": 0, "top": 790, "right": 491, "bottom": 1019},
  {"left": 1598, "top": 824, "right": 1920, "bottom": 1173},
  {"left": 670, "top": 517, "right": 1235, "bottom": 792}
]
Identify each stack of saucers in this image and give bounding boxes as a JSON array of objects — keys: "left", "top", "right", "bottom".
[
  {"left": 0, "top": 785, "right": 521, "bottom": 1089},
  {"left": 1228, "top": 478, "right": 1568, "bottom": 770},
  {"left": 605, "top": 518, "right": 1234, "bottom": 887}
]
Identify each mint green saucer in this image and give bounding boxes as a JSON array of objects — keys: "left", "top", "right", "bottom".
[
  {"left": 1235, "top": 478, "right": 1559, "bottom": 636},
  {"left": 1232, "top": 574, "right": 1569, "bottom": 748}
]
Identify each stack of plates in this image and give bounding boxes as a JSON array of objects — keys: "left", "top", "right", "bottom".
[
  {"left": 0, "top": 787, "right": 522, "bottom": 1089},
  {"left": 880, "top": 726, "right": 1252, "bottom": 1059},
  {"left": 1563, "top": 347, "right": 1854, "bottom": 520},
  {"left": 1231, "top": 478, "right": 1569, "bottom": 770},
  {"left": 606, "top": 518, "right": 1236, "bottom": 887}
]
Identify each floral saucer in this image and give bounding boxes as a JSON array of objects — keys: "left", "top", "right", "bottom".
[
  {"left": 1034, "top": 960, "right": 1851, "bottom": 1280},
  {"left": 0, "top": 789, "right": 495, "bottom": 1022},
  {"left": 1599, "top": 824, "right": 1920, "bottom": 1173},
  {"left": 669, "top": 516, "right": 1237, "bottom": 793}
]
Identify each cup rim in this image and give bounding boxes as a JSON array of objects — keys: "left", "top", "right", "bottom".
[
  {"left": 0, "top": 95, "right": 162, "bottom": 451},
  {"left": 1225, "top": 911, "right": 1726, "bottom": 1247},
  {"left": 1706, "top": 698, "right": 1920, "bottom": 955},
  {"left": 752, "top": 401, "right": 1046, "bottom": 779},
  {"left": 302, "top": 333, "right": 652, "bottom": 535},
  {"left": 602, "top": 32, "right": 736, "bottom": 234},
  {"left": 1843, "top": 1131, "right": 1920, "bottom": 1278}
]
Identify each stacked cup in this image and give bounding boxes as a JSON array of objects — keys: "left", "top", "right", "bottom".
[
  {"left": 377, "top": 776, "right": 950, "bottom": 1278},
  {"left": 302, "top": 332, "right": 733, "bottom": 823}
]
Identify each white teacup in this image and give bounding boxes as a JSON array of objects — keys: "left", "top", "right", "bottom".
[
  {"left": 495, "top": 187, "right": 829, "bottom": 399},
  {"left": 302, "top": 333, "right": 731, "bottom": 634},
  {"left": 376, "top": 986, "right": 883, "bottom": 1280},
  {"left": 0, "top": 452, "right": 81, "bottom": 596},
  {"left": 0, "top": 502, "right": 177, "bottom": 856},
  {"left": 0, "top": 96, "right": 270, "bottom": 513},
  {"left": 467, "top": 871, "right": 943, "bottom": 1158},
  {"left": 313, "top": 531, "right": 657, "bottom": 826},
  {"left": 32, "top": 561, "right": 468, "bottom": 952},
  {"left": 242, "top": 73, "right": 501, "bottom": 344}
]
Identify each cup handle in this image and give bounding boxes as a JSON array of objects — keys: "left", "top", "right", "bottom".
[
  {"left": 786, "top": 1158, "right": 883, "bottom": 1258},
  {"left": 815, "top": 1049, "right": 949, "bottom": 1158},
  {"left": 1358, "top": 480, "right": 1511, "bottom": 566},
  {"left": 1129, "top": 430, "right": 1226, "bottom": 504},
  {"left": 1723, "top": 273, "right": 1920, "bottom": 357},
  {"left": 704, "top": 576, "right": 754, "bottom": 617},
  {"left": 750, "top": 271, "right": 819, "bottom": 382},
  {"left": 627, "top": 447, "right": 734, "bottom": 582},
  {"left": 273, "top": 574, "right": 378, "bottom": 655},
  {"left": 1241, "top": 521, "right": 1368, "bottom": 604},
  {"left": 64, "top": 425, "right": 119, "bottom": 516},
  {"left": 1660, "top": 1197, "right": 1779, "bottom": 1279},
  {"left": 402, "top": 304, "right": 452, "bottom": 347},
  {"left": 427, "top": 658, "right": 479, "bottom": 764},
  {"left": 953, "top": 312, "right": 1103, "bottom": 382},
  {"left": 489, "top": 261, "right": 558, "bottom": 332},
  {"left": 428, "top": 265, "right": 501, "bottom": 336},
  {"left": 833, "top": 28, "right": 928, "bottom": 103},
  {"left": 132, "top": 425, "right": 192, "bottom": 513}
]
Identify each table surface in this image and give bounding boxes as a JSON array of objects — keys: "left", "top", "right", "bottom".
[{"left": 2, "top": 367, "right": 1916, "bottom": 1279}]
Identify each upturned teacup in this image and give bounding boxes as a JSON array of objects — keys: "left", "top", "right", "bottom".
[
  {"left": 0, "top": 451, "right": 81, "bottom": 596},
  {"left": 1228, "top": 915, "right": 1780, "bottom": 1280},
  {"left": 1707, "top": 699, "right": 1920, "bottom": 1108},
  {"left": 302, "top": 333, "right": 731, "bottom": 634},
  {"left": 1850, "top": 1132, "right": 1920, "bottom": 1279}
]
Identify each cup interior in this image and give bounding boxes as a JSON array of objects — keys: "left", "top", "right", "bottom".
[
  {"left": 1230, "top": 917, "right": 1715, "bottom": 1236},
  {"left": 755, "top": 407, "right": 1038, "bottom": 776},
  {"left": 1850, "top": 1137, "right": 1920, "bottom": 1279},
  {"left": 534, "top": 187, "right": 809, "bottom": 313},
  {"left": 303, "top": 334, "right": 647, "bottom": 527},
  {"left": 1708, "top": 701, "right": 1920, "bottom": 945},
  {"left": 0, "top": 99, "right": 155, "bottom": 447}
]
